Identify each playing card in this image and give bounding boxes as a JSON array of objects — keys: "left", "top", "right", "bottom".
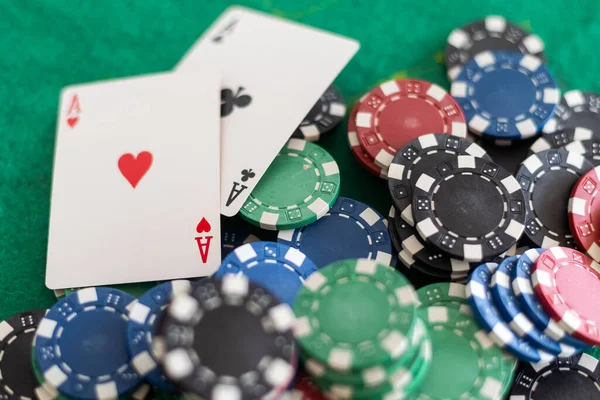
[
  {"left": 177, "top": 6, "right": 359, "bottom": 216},
  {"left": 46, "top": 69, "right": 222, "bottom": 289}
]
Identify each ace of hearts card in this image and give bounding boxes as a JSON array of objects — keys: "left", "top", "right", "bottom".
[{"left": 46, "top": 69, "right": 222, "bottom": 289}]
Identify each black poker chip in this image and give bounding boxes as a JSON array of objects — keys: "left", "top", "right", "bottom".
[
  {"left": 534, "top": 127, "right": 595, "bottom": 151},
  {"left": 564, "top": 139, "right": 600, "bottom": 166},
  {"left": 387, "top": 133, "right": 490, "bottom": 225},
  {"left": 394, "top": 211, "right": 477, "bottom": 277},
  {"left": 516, "top": 149, "right": 593, "bottom": 248},
  {"left": 530, "top": 128, "right": 600, "bottom": 166},
  {"left": 543, "top": 90, "right": 600, "bottom": 134},
  {"left": 0, "top": 309, "right": 47, "bottom": 400},
  {"left": 291, "top": 85, "right": 346, "bottom": 142},
  {"left": 158, "top": 275, "right": 297, "bottom": 400},
  {"left": 445, "top": 15, "right": 545, "bottom": 80},
  {"left": 510, "top": 352, "right": 600, "bottom": 399},
  {"left": 412, "top": 155, "right": 526, "bottom": 262}
]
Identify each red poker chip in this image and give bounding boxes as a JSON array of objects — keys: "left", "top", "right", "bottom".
[
  {"left": 347, "top": 101, "right": 388, "bottom": 179},
  {"left": 569, "top": 166, "right": 600, "bottom": 261},
  {"left": 354, "top": 79, "right": 467, "bottom": 169},
  {"left": 532, "top": 246, "right": 600, "bottom": 346},
  {"left": 287, "top": 373, "right": 327, "bottom": 400}
]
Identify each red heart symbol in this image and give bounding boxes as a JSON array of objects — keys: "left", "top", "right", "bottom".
[
  {"left": 196, "top": 218, "right": 211, "bottom": 233},
  {"left": 67, "top": 116, "right": 79, "bottom": 128},
  {"left": 118, "top": 151, "right": 153, "bottom": 188}
]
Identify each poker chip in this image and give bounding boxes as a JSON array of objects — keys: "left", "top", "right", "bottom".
[
  {"left": 308, "top": 317, "right": 429, "bottom": 399},
  {"left": 355, "top": 79, "right": 467, "bottom": 169},
  {"left": 34, "top": 287, "right": 143, "bottom": 399},
  {"left": 415, "top": 282, "right": 471, "bottom": 314},
  {"left": 451, "top": 51, "right": 559, "bottom": 140},
  {"left": 292, "top": 86, "right": 346, "bottom": 142},
  {"left": 413, "top": 306, "right": 507, "bottom": 400},
  {"left": 347, "top": 100, "right": 388, "bottom": 179},
  {"left": 564, "top": 139, "right": 600, "bottom": 166},
  {"left": 221, "top": 227, "right": 260, "bottom": 259},
  {"left": 388, "top": 236, "right": 468, "bottom": 288},
  {"left": 490, "top": 256, "right": 576, "bottom": 356},
  {"left": 532, "top": 246, "right": 600, "bottom": 346},
  {"left": 398, "top": 248, "right": 469, "bottom": 282},
  {"left": 400, "top": 336, "right": 432, "bottom": 398},
  {"left": 240, "top": 139, "right": 340, "bottom": 230},
  {"left": 517, "top": 149, "right": 593, "bottom": 248},
  {"left": 159, "top": 275, "right": 297, "bottom": 400},
  {"left": 277, "top": 196, "right": 392, "bottom": 269},
  {"left": 569, "top": 166, "right": 600, "bottom": 261},
  {"left": 387, "top": 206, "right": 402, "bottom": 254},
  {"left": 413, "top": 155, "right": 525, "bottom": 262},
  {"left": 387, "top": 133, "right": 490, "bottom": 226},
  {"left": 214, "top": 241, "right": 318, "bottom": 305},
  {"left": 543, "top": 90, "right": 600, "bottom": 134},
  {"left": 63, "top": 281, "right": 164, "bottom": 299},
  {"left": 303, "top": 317, "right": 426, "bottom": 389},
  {"left": 126, "top": 280, "right": 192, "bottom": 392},
  {"left": 0, "top": 309, "right": 49, "bottom": 400},
  {"left": 510, "top": 352, "right": 600, "bottom": 399},
  {"left": 532, "top": 127, "right": 595, "bottom": 153},
  {"left": 293, "top": 258, "right": 418, "bottom": 372},
  {"left": 30, "top": 345, "right": 69, "bottom": 400},
  {"left": 466, "top": 262, "right": 554, "bottom": 362},
  {"left": 445, "top": 15, "right": 546, "bottom": 80},
  {"left": 394, "top": 211, "right": 477, "bottom": 276},
  {"left": 511, "top": 248, "right": 589, "bottom": 350},
  {"left": 31, "top": 347, "right": 150, "bottom": 400}
]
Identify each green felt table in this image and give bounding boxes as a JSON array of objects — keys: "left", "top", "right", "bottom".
[{"left": 2, "top": 0, "right": 600, "bottom": 320}]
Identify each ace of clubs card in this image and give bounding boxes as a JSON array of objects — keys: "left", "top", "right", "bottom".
[{"left": 177, "top": 6, "right": 359, "bottom": 216}]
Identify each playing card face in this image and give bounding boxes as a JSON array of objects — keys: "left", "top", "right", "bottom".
[
  {"left": 46, "top": 70, "right": 222, "bottom": 289},
  {"left": 177, "top": 6, "right": 359, "bottom": 216}
]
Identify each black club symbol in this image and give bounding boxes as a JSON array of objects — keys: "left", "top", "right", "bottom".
[
  {"left": 221, "top": 87, "right": 252, "bottom": 117},
  {"left": 241, "top": 169, "right": 255, "bottom": 182}
]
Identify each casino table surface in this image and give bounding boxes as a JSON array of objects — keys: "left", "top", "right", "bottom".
[{"left": 1, "top": 0, "right": 600, "bottom": 319}]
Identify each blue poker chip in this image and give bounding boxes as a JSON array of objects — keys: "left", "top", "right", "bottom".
[
  {"left": 466, "top": 262, "right": 554, "bottom": 362},
  {"left": 511, "top": 248, "right": 589, "bottom": 350},
  {"left": 277, "top": 196, "right": 393, "bottom": 268},
  {"left": 490, "top": 256, "right": 576, "bottom": 356},
  {"left": 451, "top": 51, "right": 559, "bottom": 140},
  {"left": 34, "top": 287, "right": 143, "bottom": 399},
  {"left": 126, "top": 280, "right": 192, "bottom": 392},
  {"left": 214, "top": 241, "right": 318, "bottom": 305}
]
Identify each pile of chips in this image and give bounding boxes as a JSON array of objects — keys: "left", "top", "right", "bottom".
[
  {"left": 7, "top": 14, "right": 600, "bottom": 400},
  {"left": 293, "top": 259, "right": 427, "bottom": 399},
  {"left": 466, "top": 248, "right": 600, "bottom": 398}
]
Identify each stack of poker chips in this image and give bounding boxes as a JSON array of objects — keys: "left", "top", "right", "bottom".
[{"left": 292, "top": 259, "right": 430, "bottom": 400}]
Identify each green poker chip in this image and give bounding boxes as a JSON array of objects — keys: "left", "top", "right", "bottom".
[
  {"left": 314, "top": 317, "right": 431, "bottom": 399},
  {"left": 293, "top": 258, "right": 418, "bottom": 372},
  {"left": 401, "top": 329, "right": 432, "bottom": 397},
  {"left": 412, "top": 306, "right": 507, "bottom": 400},
  {"left": 240, "top": 139, "right": 340, "bottom": 230},
  {"left": 500, "top": 352, "right": 518, "bottom": 398},
  {"left": 416, "top": 282, "right": 471, "bottom": 314},
  {"left": 304, "top": 317, "right": 426, "bottom": 388}
]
